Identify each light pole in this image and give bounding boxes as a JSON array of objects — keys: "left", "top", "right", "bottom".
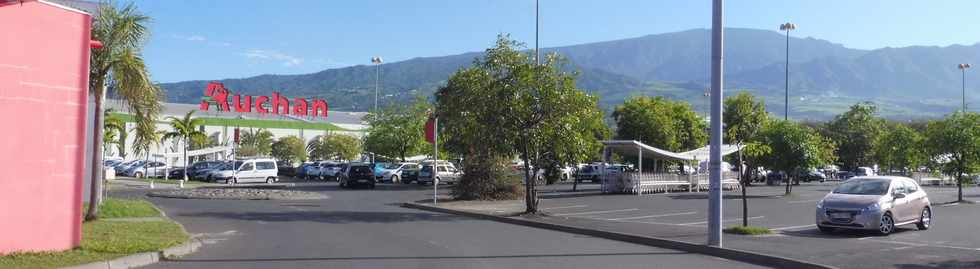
[
  {"left": 371, "top": 56, "right": 383, "bottom": 113},
  {"left": 708, "top": 0, "right": 725, "bottom": 248},
  {"left": 959, "top": 63, "right": 971, "bottom": 112},
  {"left": 535, "top": 0, "right": 540, "bottom": 65},
  {"left": 779, "top": 22, "right": 796, "bottom": 120}
]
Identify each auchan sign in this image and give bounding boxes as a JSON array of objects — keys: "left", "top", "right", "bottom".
[{"left": 199, "top": 82, "right": 328, "bottom": 117}]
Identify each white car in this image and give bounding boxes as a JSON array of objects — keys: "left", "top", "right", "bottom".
[
  {"left": 210, "top": 158, "right": 279, "bottom": 184},
  {"left": 381, "top": 162, "right": 419, "bottom": 183}
]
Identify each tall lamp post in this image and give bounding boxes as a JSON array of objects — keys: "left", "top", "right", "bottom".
[
  {"left": 371, "top": 56, "right": 383, "bottom": 113},
  {"left": 708, "top": 0, "right": 725, "bottom": 248},
  {"left": 959, "top": 63, "right": 971, "bottom": 112},
  {"left": 779, "top": 22, "right": 796, "bottom": 120}
]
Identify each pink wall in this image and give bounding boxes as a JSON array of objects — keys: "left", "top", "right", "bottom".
[{"left": 0, "top": 0, "right": 91, "bottom": 254}]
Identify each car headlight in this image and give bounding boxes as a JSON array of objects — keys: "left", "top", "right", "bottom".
[
  {"left": 862, "top": 203, "right": 880, "bottom": 212},
  {"left": 816, "top": 200, "right": 824, "bottom": 209}
]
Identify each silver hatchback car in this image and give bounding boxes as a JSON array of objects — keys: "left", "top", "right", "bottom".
[{"left": 816, "top": 176, "right": 931, "bottom": 235}]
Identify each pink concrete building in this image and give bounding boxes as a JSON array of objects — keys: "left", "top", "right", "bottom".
[{"left": 0, "top": 0, "right": 94, "bottom": 253}]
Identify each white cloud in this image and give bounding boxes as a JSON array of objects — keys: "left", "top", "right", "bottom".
[{"left": 241, "top": 49, "right": 304, "bottom": 67}]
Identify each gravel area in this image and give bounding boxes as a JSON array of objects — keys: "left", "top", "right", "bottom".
[{"left": 147, "top": 186, "right": 328, "bottom": 200}]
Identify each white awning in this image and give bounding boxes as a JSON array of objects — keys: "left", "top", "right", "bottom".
[{"left": 601, "top": 140, "right": 741, "bottom": 162}]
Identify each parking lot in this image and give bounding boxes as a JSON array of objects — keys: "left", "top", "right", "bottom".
[{"left": 530, "top": 181, "right": 980, "bottom": 269}]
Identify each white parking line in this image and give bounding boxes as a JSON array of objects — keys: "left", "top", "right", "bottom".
[
  {"left": 541, "top": 205, "right": 588, "bottom": 210},
  {"left": 676, "top": 216, "right": 765, "bottom": 226},
  {"left": 606, "top": 211, "right": 698, "bottom": 221},
  {"left": 771, "top": 224, "right": 816, "bottom": 231},
  {"left": 787, "top": 199, "right": 822, "bottom": 204},
  {"left": 553, "top": 208, "right": 639, "bottom": 216},
  {"left": 860, "top": 238, "right": 980, "bottom": 252}
]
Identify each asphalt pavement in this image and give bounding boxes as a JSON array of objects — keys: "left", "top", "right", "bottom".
[{"left": 111, "top": 181, "right": 765, "bottom": 269}]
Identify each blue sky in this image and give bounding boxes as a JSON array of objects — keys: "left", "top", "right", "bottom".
[{"left": 137, "top": 0, "right": 980, "bottom": 83}]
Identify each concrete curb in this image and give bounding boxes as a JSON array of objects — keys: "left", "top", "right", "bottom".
[
  {"left": 61, "top": 238, "right": 204, "bottom": 269},
  {"left": 403, "top": 202, "right": 838, "bottom": 269}
]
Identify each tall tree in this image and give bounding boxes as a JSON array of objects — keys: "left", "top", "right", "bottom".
[
  {"left": 271, "top": 136, "right": 308, "bottom": 164},
  {"left": 723, "top": 92, "right": 769, "bottom": 227},
  {"left": 86, "top": 2, "right": 162, "bottom": 221},
  {"left": 436, "top": 35, "right": 605, "bottom": 213},
  {"left": 363, "top": 96, "right": 431, "bottom": 161},
  {"left": 924, "top": 112, "right": 980, "bottom": 202},
  {"left": 307, "top": 134, "right": 362, "bottom": 161},
  {"left": 874, "top": 123, "right": 926, "bottom": 175},
  {"left": 613, "top": 96, "right": 707, "bottom": 152},
  {"left": 827, "top": 102, "right": 885, "bottom": 170},
  {"left": 757, "top": 120, "right": 836, "bottom": 195},
  {"left": 161, "top": 111, "right": 207, "bottom": 182},
  {"left": 238, "top": 129, "right": 275, "bottom": 157}
]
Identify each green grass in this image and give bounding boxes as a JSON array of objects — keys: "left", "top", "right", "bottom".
[
  {"left": 0, "top": 221, "right": 188, "bottom": 269},
  {"left": 723, "top": 226, "right": 772, "bottom": 235},
  {"left": 111, "top": 112, "right": 353, "bottom": 131},
  {"left": 93, "top": 198, "right": 161, "bottom": 218}
]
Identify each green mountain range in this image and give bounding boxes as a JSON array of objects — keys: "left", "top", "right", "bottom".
[{"left": 159, "top": 28, "right": 980, "bottom": 120}]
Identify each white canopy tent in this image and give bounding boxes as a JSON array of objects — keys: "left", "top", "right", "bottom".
[{"left": 599, "top": 140, "right": 743, "bottom": 193}]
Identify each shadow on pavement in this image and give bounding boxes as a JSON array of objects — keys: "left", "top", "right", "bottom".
[
  {"left": 894, "top": 260, "right": 980, "bottom": 269},
  {"left": 166, "top": 251, "right": 687, "bottom": 263},
  {"left": 780, "top": 227, "right": 918, "bottom": 239},
  {"left": 178, "top": 210, "right": 466, "bottom": 224}
]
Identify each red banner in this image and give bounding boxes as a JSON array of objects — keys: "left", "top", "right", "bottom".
[{"left": 424, "top": 117, "right": 436, "bottom": 144}]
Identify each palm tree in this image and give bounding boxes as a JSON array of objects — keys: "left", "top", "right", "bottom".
[
  {"left": 162, "top": 111, "right": 207, "bottom": 183},
  {"left": 85, "top": 2, "right": 162, "bottom": 221},
  {"left": 103, "top": 110, "right": 126, "bottom": 156}
]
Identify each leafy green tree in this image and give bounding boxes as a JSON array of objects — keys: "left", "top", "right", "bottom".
[
  {"left": 363, "top": 96, "right": 431, "bottom": 161},
  {"left": 613, "top": 96, "right": 707, "bottom": 152},
  {"left": 272, "top": 136, "right": 309, "bottom": 164},
  {"left": 436, "top": 35, "right": 606, "bottom": 213},
  {"left": 757, "top": 120, "right": 836, "bottom": 194},
  {"left": 85, "top": 2, "right": 162, "bottom": 221},
  {"left": 827, "top": 102, "right": 885, "bottom": 170},
  {"left": 308, "top": 134, "right": 362, "bottom": 161},
  {"left": 924, "top": 112, "right": 980, "bottom": 202},
  {"left": 874, "top": 123, "right": 926, "bottom": 175},
  {"left": 161, "top": 111, "right": 207, "bottom": 182},
  {"left": 238, "top": 129, "right": 275, "bottom": 157},
  {"left": 723, "top": 92, "right": 769, "bottom": 227}
]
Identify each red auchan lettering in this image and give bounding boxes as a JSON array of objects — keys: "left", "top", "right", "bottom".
[{"left": 199, "top": 82, "right": 328, "bottom": 118}]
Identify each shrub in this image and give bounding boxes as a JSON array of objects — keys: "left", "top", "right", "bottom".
[
  {"left": 452, "top": 154, "right": 524, "bottom": 200},
  {"left": 723, "top": 226, "right": 771, "bottom": 235}
]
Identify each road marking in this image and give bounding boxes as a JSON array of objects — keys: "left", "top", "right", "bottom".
[
  {"left": 676, "top": 216, "right": 765, "bottom": 226},
  {"left": 606, "top": 211, "right": 698, "bottom": 221},
  {"left": 541, "top": 205, "right": 588, "bottom": 210},
  {"left": 553, "top": 208, "right": 639, "bottom": 216},
  {"left": 771, "top": 224, "right": 816, "bottom": 231},
  {"left": 861, "top": 238, "right": 980, "bottom": 252},
  {"left": 942, "top": 203, "right": 960, "bottom": 207},
  {"left": 787, "top": 199, "right": 822, "bottom": 204}
]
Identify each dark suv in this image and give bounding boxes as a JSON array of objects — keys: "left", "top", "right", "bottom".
[{"left": 339, "top": 163, "right": 376, "bottom": 189}]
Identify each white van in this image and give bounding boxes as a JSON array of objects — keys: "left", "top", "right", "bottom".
[{"left": 211, "top": 158, "right": 279, "bottom": 184}]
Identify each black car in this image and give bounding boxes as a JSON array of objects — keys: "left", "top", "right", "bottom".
[
  {"left": 837, "top": 171, "right": 856, "bottom": 180},
  {"left": 401, "top": 168, "right": 420, "bottom": 184},
  {"left": 339, "top": 163, "right": 375, "bottom": 189},
  {"left": 187, "top": 161, "right": 223, "bottom": 180},
  {"left": 167, "top": 168, "right": 185, "bottom": 179}
]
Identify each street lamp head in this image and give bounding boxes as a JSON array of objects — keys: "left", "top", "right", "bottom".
[
  {"left": 779, "top": 23, "right": 796, "bottom": 31},
  {"left": 371, "top": 56, "right": 384, "bottom": 64},
  {"left": 959, "top": 63, "right": 972, "bottom": 69}
]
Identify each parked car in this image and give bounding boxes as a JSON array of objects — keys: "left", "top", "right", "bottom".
[
  {"left": 573, "top": 164, "right": 602, "bottom": 183},
  {"left": 168, "top": 167, "right": 186, "bottom": 179},
  {"left": 837, "top": 171, "right": 857, "bottom": 180},
  {"left": 381, "top": 162, "right": 419, "bottom": 183},
  {"left": 210, "top": 158, "right": 279, "bottom": 184},
  {"left": 339, "top": 163, "right": 376, "bottom": 189},
  {"left": 114, "top": 160, "right": 143, "bottom": 174},
  {"left": 295, "top": 162, "right": 314, "bottom": 179},
  {"left": 816, "top": 176, "right": 931, "bottom": 235},
  {"left": 800, "top": 169, "right": 828, "bottom": 182},
  {"left": 204, "top": 162, "right": 234, "bottom": 182},
  {"left": 303, "top": 161, "right": 324, "bottom": 180},
  {"left": 316, "top": 161, "right": 343, "bottom": 181},
  {"left": 417, "top": 161, "right": 462, "bottom": 185},
  {"left": 856, "top": 166, "right": 876, "bottom": 177},
  {"left": 123, "top": 161, "right": 167, "bottom": 178},
  {"left": 373, "top": 162, "right": 390, "bottom": 180},
  {"left": 401, "top": 167, "right": 420, "bottom": 184},
  {"left": 187, "top": 161, "right": 223, "bottom": 180},
  {"left": 277, "top": 161, "right": 297, "bottom": 177}
]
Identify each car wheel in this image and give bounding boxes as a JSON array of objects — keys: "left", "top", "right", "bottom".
[
  {"left": 878, "top": 213, "right": 895, "bottom": 235},
  {"left": 817, "top": 225, "right": 834, "bottom": 233},
  {"left": 266, "top": 177, "right": 274, "bottom": 184},
  {"left": 916, "top": 207, "right": 932, "bottom": 230},
  {"left": 391, "top": 175, "right": 399, "bottom": 183}
]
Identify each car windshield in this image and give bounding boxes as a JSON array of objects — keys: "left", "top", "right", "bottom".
[
  {"left": 384, "top": 163, "right": 401, "bottom": 169},
  {"left": 833, "top": 178, "right": 890, "bottom": 195}
]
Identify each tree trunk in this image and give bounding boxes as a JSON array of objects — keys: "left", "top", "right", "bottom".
[
  {"left": 784, "top": 171, "right": 791, "bottom": 195},
  {"left": 522, "top": 143, "right": 537, "bottom": 214},
  {"left": 957, "top": 173, "right": 963, "bottom": 202},
  {"left": 85, "top": 90, "right": 106, "bottom": 221},
  {"left": 183, "top": 139, "right": 189, "bottom": 181}
]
